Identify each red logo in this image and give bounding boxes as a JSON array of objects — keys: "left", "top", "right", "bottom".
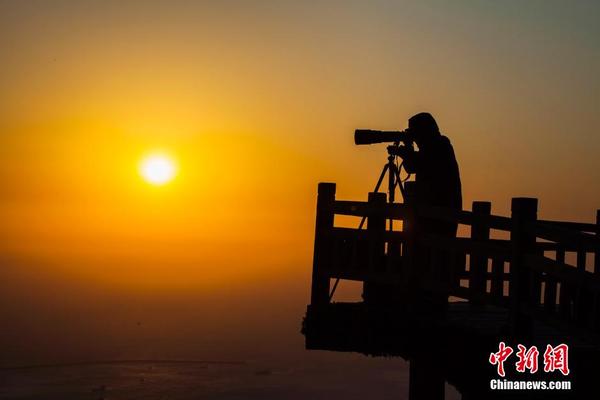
[
  {"left": 515, "top": 345, "right": 539, "bottom": 373},
  {"left": 489, "top": 342, "right": 569, "bottom": 376},
  {"left": 489, "top": 341, "right": 513, "bottom": 377},
  {"left": 543, "top": 344, "right": 570, "bottom": 376}
]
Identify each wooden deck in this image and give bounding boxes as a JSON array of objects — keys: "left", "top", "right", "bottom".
[{"left": 303, "top": 182, "right": 600, "bottom": 399}]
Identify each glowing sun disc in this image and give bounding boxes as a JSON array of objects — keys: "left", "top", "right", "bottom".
[{"left": 140, "top": 154, "right": 176, "bottom": 185}]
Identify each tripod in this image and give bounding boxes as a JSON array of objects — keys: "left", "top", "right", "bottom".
[
  {"left": 328, "top": 145, "right": 409, "bottom": 300},
  {"left": 367, "top": 145, "right": 408, "bottom": 231}
]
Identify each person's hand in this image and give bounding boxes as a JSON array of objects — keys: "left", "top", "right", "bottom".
[
  {"left": 387, "top": 145, "right": 400, "bottom": 156},
  {"left": 388, "top": 144, "right": 414, "bottom": 158}
]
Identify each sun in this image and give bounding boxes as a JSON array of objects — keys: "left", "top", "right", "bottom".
[{"left": 139, "top": 154, "right": 177, "bottom": 185}]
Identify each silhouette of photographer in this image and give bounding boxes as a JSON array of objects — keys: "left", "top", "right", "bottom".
[
  {"left": 388, "top": 112, "right": 462, "bottom": 236},
  {"left": 387, "top": 113, "right": 462, "bottom": 311}
]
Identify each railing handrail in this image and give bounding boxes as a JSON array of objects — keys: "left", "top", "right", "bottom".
[
  {"left": 331, "top": 197, "right": 600, "bottom": 250},
  {"left": 537, "top": 219, "right": 598, "bottom": 233},
  {"left": 331, "top": 198, "right": 516, "bottom": 231},
  {"left": 529, "top": 220, "right": 600, "bottom": 252}
]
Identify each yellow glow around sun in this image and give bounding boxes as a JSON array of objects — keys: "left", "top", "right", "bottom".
[{"left": 139, "top": 154, "right": 177, "bottom": 185}]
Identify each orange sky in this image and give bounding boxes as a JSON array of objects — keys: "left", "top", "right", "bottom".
[{"left": 1, "top": 1, "right": 599, "bottom": 363}]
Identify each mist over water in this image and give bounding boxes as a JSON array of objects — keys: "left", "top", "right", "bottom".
[
  {"left": 0, "top": 257, "right": 301, "bottom": 364},
  {"left": 1, "top": 256, "right": 449, "bottom": 400}
]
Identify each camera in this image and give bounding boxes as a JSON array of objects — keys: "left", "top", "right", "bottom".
[{"left": 354, "top": 129, "right": 413, "bottom": 146}]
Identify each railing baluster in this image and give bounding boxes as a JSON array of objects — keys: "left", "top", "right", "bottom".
[
  {"left": 544, "top": 267, "right": 557, "bottom": 313},
  {"left": 470, "top": 201, "right": 491, "bottom": 305},
  {"left": 367, "top": 192, "right": 386, "bottom": 271},
  {"left": 531, "top": 247, "right": 544, "bottom": 310},
  {"left": 556, "top": 248, "right": 571, "bottom": 320},
  {"left": 491, "top": 257, "right": 504, "bottom": 301}
]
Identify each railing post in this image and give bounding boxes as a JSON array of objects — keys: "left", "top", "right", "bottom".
[
  {"left": 509, "top": 197, "right": 538, "bottom": 339},
  {"left": 367, "top": 191, "right": 387, "bottom": 268},
  {"left": 310, "top": 183, "right": 335, "bottom": 306},
  {"left": 470, "top": 201, "right": 491, "bottom": 305},
  {"left": 362, "top": 191, "right": 387, "bottom": 304}
]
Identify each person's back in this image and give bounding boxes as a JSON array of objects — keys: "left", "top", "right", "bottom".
[{"left": 411, "top": 134, "right": 461, "bottom": 210}]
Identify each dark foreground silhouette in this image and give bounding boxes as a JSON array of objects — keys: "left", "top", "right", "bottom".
[{"left": 304, "top": 113, "right": 600, "bottom": 400}]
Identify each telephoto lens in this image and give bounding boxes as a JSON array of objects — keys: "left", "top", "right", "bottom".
[{"left": 354, "top": 129, "right": 408, "bottom": 145}]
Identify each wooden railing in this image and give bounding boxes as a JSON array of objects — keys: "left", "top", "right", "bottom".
[{"left": 310, "top": 182, "right": 600, "bottom": 339}]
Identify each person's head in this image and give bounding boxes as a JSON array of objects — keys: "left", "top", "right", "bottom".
[{"left": 407, "top": 112, "right": 439, "bottom": 146}]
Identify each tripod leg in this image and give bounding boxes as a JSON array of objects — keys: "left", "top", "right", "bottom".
[
  {"left": 373, "top": 163, "right": 389, "bottom": 194},
  {"left": 392, "top": 164, "right": 407, "bottom": 201},
  {"left": 358, "top": 163, "right": 389, "bottom": 230},
  {"left": 388, "top": 161, "right": 395, "bottom": 204}
]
